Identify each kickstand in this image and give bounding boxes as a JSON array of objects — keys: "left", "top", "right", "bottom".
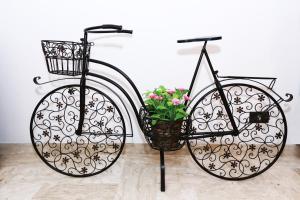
[{"left": 160, "top": 150, "right": 165, "bottom": 192}]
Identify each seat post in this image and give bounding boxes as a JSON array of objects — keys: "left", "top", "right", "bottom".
[
  {"left": 203, "top": 48, "right": 239, "bottom": 134},
  {"left": 203, "top": 48, "right": 219, "bottom": 82},
  {"left": 185, "top": 41, "right": 207, "bottom": 106}
]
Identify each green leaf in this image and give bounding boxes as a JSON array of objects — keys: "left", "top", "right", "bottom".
[
  {"left": 159, "top": 85, "right": 166, "bottom": 91},
  {"left": 157, "top": 105, "right": 167, "bottom": 110},
  {"left": 175, "top": 113, "right": 185, "bottom": 120},
  {"left": 176, "top": 108, "right": 187, "bottom": 115},
  {"left": 167, "top": 101, "right": 173, "bottom": 107},
  {"left": 151, "top": 114, "right": 161, "bottom": 119},
  {"left": 173, "top": 94, "right": 179, "bottom": 99},
  {"left": 151, "top": 119, "right": 158, "bottom": 126},
  {"left": 144, "top": 99, "right": 152, "bottom": 104}
]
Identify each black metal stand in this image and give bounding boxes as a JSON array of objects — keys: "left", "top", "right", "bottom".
[{"left": 160, "top": 150, "right": 165, "bottom": 192}]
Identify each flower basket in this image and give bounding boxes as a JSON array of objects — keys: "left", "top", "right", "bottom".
[
  {"left": 151, "top": 120, "right": 183, "bottom": 150},
  {"left": 140, "top": 86, "right": 192, "bottom": 151},
  {"left": 139, "top": 107, "right": 187, "bottom": 151}
]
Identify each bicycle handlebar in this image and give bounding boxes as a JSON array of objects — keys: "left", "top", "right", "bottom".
[
  {"left": 84, "top": 24, "right": 133, "bottom": 34},
  {"left": 84, "top": 24, "right": 122, "bottom": 32},
  {"left": 86, "top": 29, "right": 133, "bottom": 34}
]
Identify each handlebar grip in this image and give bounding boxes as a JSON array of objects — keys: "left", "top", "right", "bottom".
[{"left": 120, "top": 29, "right": 133, "bottom": 34}]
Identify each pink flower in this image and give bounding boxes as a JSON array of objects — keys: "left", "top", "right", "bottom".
[
  {"left": 155, "top": 96, "right": 163, "bottom": 100},
  {"left": 167, "top": 89, "right": 175, "bottom": 94},
  {"left": 149, "top": 93, "right": 157, "bottom": 99},
  {"left": 184, "top": 94, "right": 191, "bottom": 101},
  {"left": 172, "top": 98, "right": 181, "bottom": 105},
  {"left": 177, "top": 87, "right": 186, "bottom": 91}
]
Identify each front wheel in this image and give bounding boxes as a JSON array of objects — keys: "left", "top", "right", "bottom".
[
  {"left": 187, "top": 83, "right": 287, "bottom": 180},
  {"left": 30, "top": 84, "right": 126, "bottom": 177}
]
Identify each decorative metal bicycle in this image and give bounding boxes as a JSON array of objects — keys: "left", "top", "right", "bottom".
[{"left": 30, "top": 24, "right": 293, "bottom": 191}]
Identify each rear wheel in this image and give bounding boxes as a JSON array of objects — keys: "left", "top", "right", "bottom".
[
  {"left": 187, "top": 83, "right": 287, "bottom": 180},
  {"left": 30, "top": 84, "right": 126, "bottom": 177}
]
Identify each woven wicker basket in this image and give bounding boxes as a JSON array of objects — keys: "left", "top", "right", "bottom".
[{"left": 139, "top": 107, "right": 186, "bottom": 151}]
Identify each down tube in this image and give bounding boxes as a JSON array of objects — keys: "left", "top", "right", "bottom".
[
  {"left": 87, "top": 71, "right": 142, "bottom": 128},
  {"left": 89, "top": 59, "right": 146, "bottom": 107}
]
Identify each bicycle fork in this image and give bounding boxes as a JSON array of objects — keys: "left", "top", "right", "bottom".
[
  {"left": 76, "top": 75, "right": 86, "bottom": 136},
  {"left": 76, "top": 32, "right": 88, "bottom": 136}
]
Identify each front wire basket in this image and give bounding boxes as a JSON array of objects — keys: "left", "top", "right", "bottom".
[
  {"left": 41, "top": 40, "right": 92, "bottom": 76},
  {"left": 139, "top": 107, "right": 188, "bottom": 151}
]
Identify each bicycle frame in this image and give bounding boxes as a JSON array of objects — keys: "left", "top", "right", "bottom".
[
  {"left": 74, "top": 27, "right": 238, "bottom": 138},
  {"left": 64, "top": 25, "right": 293, "bottom": 140}
]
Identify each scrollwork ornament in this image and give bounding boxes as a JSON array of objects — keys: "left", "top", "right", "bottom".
[
  {"left": 188, "top": 84, "right": 287, "bottom": 180},
  {"left": 30, "top": 85, "right": 125, "bottom": 177}
]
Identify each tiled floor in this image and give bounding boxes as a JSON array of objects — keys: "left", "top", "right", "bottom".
[{"left": 0, "top": 144, "right": 300, "bottom": 200}]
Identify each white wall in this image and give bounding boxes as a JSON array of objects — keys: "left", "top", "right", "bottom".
[{"left": 0, "top": 0, "right": 299, "bottom": 143}]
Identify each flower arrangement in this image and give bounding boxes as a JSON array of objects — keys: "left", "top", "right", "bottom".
[{"left": 144, "top": 86, "right": 191, "bottom": 125}]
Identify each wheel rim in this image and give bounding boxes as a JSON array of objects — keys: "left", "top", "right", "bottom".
[
  {"left": 187, "top": 83, "right": 287, "bottom": 180},
  {"left": 30, "top": 85, "right": 126, "bottom": 177}
]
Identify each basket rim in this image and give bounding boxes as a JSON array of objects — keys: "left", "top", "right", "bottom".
[{"left": 41, "top": 40, "right": 93, "bottom": 46}]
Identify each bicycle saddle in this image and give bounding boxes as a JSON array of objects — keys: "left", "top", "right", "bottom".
[{"left": 177, "top": 36, "right": 222, "bottom": 43}]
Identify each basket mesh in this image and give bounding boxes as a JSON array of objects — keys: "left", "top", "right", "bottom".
[
  {"left": 139, "top": 107, "right": 187, "bottom": 151},
  {"left": 41, "top": 40, "right": 91, "bottom": 76}
]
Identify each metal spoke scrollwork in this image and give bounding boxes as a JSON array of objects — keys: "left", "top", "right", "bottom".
[
  {"left": 30, "top": 84, "right": 125, "bottom": 177},
  {"left": 188, "top": 83, "right": 287, "bottom": 180}
]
